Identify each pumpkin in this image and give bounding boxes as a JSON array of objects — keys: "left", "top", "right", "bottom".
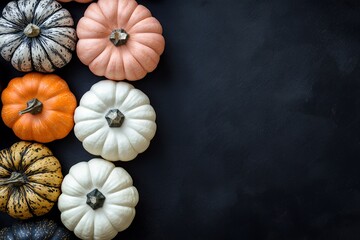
[
  {"left": 58, "top": 0, "right": 93, "bottom": 2},
  {"left": 76, "top": 0, "right": 165, "bottom": 80},
  {"left": 0, "top": 0, "right": 77, "bottom": 72},
  {"left": 1, "top": 72, "right": 77, "bottom": 143},
  {"left": 0, "top": 141, "right": 63, "bottom": 219},
  {"left": 58, "top": 158, "right": 139, "bottom": 240},
  {"left": 74, "top": 80, "right": 156, "bottom": 161},
  {"left": 0, "top": 219, "right": 72, "bottom": 240}
]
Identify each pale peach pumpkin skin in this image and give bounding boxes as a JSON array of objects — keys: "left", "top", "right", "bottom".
[
  {"left": 57, "top": 0, "right": 93, "bottom": 3},
  {"left": 76, "top": 0, "right": 165, "bottom": 81}
]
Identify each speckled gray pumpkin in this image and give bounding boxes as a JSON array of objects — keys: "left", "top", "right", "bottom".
[
  {"left": 0, "top": 219, "right": 73, "bottom": 240},
  {"left": 0, "top": 0, "right": 77, "bottom": 72}
]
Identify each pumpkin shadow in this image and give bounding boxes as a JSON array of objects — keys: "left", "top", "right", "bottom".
[
  {"left": 149, "top": 51, "right": 172, "bottom": 83},
  {"left": 131, "top": 48, "right": 172, "bottom": 90}
]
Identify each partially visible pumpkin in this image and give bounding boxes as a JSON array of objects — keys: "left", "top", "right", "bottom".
[
  {"left": 76, "top": 0, "right": 165, "bottom": 80},
  {"left": 0, "top": 141, "right": 63, "bottom": 219},
  {"left": 0, "top": 219, "right": 73, "bottom": 240},
  {"left": 74, "top": 80, "right": 157, "bottom": 161},
  {"left": 0, "top": 0, "right": 77, "bottom": 72},
  {"left": 58, "top": 158, "right": 139, "bottom": 240},
  {"left": 58, "top": 0, "right": 93, "bottom": 2},
  {"left": 1, "top": 72, "right": 77, "bottom": 143}
]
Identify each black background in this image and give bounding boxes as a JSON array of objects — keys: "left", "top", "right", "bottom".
[{"left": 1, "top": 0, "right": 360, "bottom": 239}]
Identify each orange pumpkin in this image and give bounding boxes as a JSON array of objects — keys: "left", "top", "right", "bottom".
[
  {"left": 76, "top": 0, "right": 165, "bottom": 81},
  {"left": 1, "top": 73, "right": 77, "bottom": 143}
]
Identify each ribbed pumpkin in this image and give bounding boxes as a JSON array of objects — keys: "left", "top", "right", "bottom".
[
  {"left": 1, "top": 72, "right": 77, "bottom": 143},
  {"left": 0, "top": 219, "right": 72, "bottom": 240},
  {"left": 76, "top": 0, "right": 165, "bottom": 80},
  {"left": 0, "top": 141, "right": 63, "bottom": 220},
  {"left": 0, "top": 0, "right": 77, "bottom": 72},
  {"left": 58, "top": 158, "right": 139, "bottom": 240},
  {"left": 74, "top": 80, "right": 157, "bottom": 161},
  {"left": 58, "top": 0, "right": 93, "bottom": 2}
]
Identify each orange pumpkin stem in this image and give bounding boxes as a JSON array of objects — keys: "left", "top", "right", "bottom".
[
  {"left": 19, "top": 98, "right": 43, "bottom": 115},
  {"left": 109, "top": 29, "right": 129, "bottom": 46},
  {"left": 0, "top": 172, "right": 27, "bottom": 187}
]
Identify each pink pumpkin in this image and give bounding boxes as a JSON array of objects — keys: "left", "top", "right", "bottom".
[
  {"left": 76, "top": 0, "right": 165, "bottom": 81},
  {"left": 57, "top": 0, "right": 93, "bottom": 3}
]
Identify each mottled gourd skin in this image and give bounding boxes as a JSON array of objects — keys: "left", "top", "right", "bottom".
[
  {"left": 0, "top": 141, "right": 63, "bottom": 219},
  {"left": 0, "top": 0, "right": 77, "bottom": 72},
  {"left": 0, "top": 219, "right": 73, "bottom": 240}
]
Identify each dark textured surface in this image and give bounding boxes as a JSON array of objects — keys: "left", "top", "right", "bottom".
[
  {"left": 0, "top": 219, "right": 72, "bottom": 239},
  {"left": 1, "top": 0, "right": 360, "bottom": 239}
]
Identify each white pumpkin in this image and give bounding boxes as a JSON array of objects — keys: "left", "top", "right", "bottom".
[
  {"left": 74, "top": 80, "right": 157, "bottom": 161},
  {"left": 58, "top": 158, "right": 139, "bottom": 240},
  {"left": 0, "top": 0, "right": 76, "bottom": 72}
]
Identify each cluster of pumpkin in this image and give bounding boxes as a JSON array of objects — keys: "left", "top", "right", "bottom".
[{"left": 0, "top": 0, "right": 164, "bottom": 239}]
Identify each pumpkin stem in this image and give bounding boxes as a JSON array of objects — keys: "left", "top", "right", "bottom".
[
  {"left": 105, "top": 109, "right": 125, "bottom": 127},
  {"left": 0, "top": 172, "right": 27, "bottom": 187},
  {"left": 86, "top": 189, "right": 106, "bottom": 210},
  {"left": 19, "top": 98, "right": 43, "bottom": 115},
  {"left": 109, "top": 29, "right": 129, "bottom": 46},
  {"left": 24, "top": 23, "right": 41, "bottom": 37}
]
